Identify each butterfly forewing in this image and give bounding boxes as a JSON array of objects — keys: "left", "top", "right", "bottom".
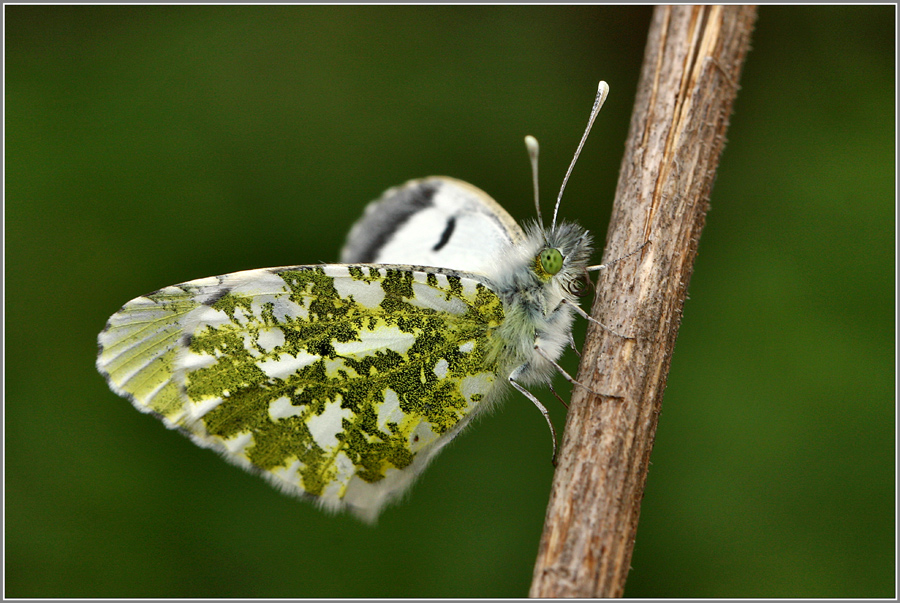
[
  {"left": 341, "top": 176, "right": 525, "bottom": 273},
  {"left": 97, "top": 264, "right": 505, "bottom": 521}
]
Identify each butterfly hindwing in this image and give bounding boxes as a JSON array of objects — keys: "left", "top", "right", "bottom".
[
  {"left": 341, "top": 176, "right": 526, "bottom": 272},
  {"left": 97, "top": 264, "right": 506, "bottom": 522}
]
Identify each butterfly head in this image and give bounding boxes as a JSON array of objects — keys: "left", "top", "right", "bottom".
[{"left": 527, "top": 220, "right": 593, "bottom": 298}]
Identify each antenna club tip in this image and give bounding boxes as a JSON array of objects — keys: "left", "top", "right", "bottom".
[
  {"left": 597, "top": 81, "right": 610, "bottom": 102},
  {"left": 525, "top": 135, "right": 539, "bottom": 154}
]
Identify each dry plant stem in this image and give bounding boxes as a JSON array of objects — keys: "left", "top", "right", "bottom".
[{"left": 529, "top": 6, "right": 757, "bottom": 598}]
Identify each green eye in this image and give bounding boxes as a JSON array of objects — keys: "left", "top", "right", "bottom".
[{"left": 539, "top": 248, "right": 564, "bottom": 275}]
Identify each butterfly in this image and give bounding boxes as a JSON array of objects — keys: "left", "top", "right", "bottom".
[{"left": 97, "top": 81, "right": 613, "bottom": 523}]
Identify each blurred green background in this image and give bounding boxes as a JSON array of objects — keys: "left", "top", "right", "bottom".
[{"left": 5, "top": 5, "right": 894, "bottom": 598}]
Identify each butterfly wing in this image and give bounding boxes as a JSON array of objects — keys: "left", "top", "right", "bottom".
[
  {"left": 97, "top": 264, "right": 506, "bottom": 522},
  {"left": 341, "top": 176, "right": 526, "bottom": 273}
]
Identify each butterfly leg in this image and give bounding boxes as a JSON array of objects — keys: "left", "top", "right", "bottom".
[
  {"left": 547, "top": 382, "right": 569, "bottom": 410},
  {"left": 563, "top": 299, "right": 634, "bottom": 340},
  {"left": 534, "top": 345, "right": 603, "bottom": 396},
  {"left": 586, "top": 239, "right": 651, "bottom": 272},
  {"left": 568, "top": 331, "right": 581, "bottom": 357},
  {"left": 509, "top": 366, "right": 559, "bottom": 466},
  {"left": 575, "top": 240, "right": 650, "bottom": 339}
]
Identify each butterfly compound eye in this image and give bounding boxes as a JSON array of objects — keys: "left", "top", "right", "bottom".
[{"left": 539, "top": 248, "right": 564, "bottom": 275}]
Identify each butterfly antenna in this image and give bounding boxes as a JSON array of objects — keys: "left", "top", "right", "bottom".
[
  {"left": 525, "top": 135, "right": 544, "bottom": 231},
  {"left": 551, "top": 80, "right": 610, "bottom": 231}
]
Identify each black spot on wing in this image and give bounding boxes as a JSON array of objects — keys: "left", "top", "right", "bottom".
[{"left": 432, "top": 216, "right": 456, "bottom": 251}]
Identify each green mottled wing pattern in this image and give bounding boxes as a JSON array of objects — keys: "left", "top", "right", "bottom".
[{"left": 97, "top": 264, "right": 505, "bottom": 522}]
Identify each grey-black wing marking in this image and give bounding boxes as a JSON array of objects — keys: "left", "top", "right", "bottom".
[{"left": 340, "top": 176, "right": 526, "bottom": 274}]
